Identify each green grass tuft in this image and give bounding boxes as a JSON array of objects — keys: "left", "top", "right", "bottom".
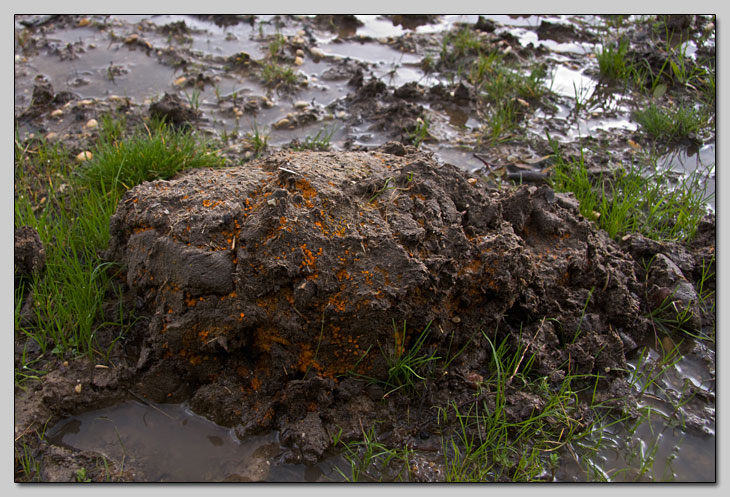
[
  {"left": 471, "top": 57, "right": 550, "bottom": 144},
  {"left": 14, "top": 116, "right": 225, "bottom": 368},
  {"left": 408, "top": 117, "right": 430, "bottom": 148},
  {"left": 596, "top": 37, "right": 631, "bottom": 81},
  {"left": 292, "top": 125, "right": 336, "bottom": 151},
  {"left": 244, "top": 121, "right": 270, "bottom": 158},
  {"left": 79, "top": 118, "right": 224, "bottom": 193},
  {"left": 268, "top": 32, "right": 287, "bottom": 60},
  {"left": 633, "top": 102, "right": 707, "bottom": 144},
  {"left": 547, "top": 133, "right": 712, "bottom": 242},
  {"left": 440, "top": 26, "right": 489, "bottom": 66},
  {"left": 382, "top": 320, "right": 440, "bottom": 396},
  {"left": 261, "top": 60, "right": 298, "bottom": 89},
  {"left": 345, "top": 320, "right": 439, "bottom": 398},
  {"left": 334, "top": 425, "right": 413, "bottom": 482}
]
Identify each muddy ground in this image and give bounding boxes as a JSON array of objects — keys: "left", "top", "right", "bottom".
[{"left": 13, "top": 14, "right": 715, "bottom": 482}]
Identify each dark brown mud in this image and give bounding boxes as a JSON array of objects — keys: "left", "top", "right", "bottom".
[
  {"left": 18, "top": 144, "right": 714, "bottom": 476},
  {"left": 14, "top": 226, "right": 45, "bottom": 280},
  {"left": 14, "top": 14, "right": 715, "bottom": 482}
]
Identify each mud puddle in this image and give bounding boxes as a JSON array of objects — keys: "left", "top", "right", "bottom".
[
  {"left": 43, "top": 336, "right": 713, "bottom": 482},
  {"left": 45, "top": 400, "right": 350, "bottom": 482},
  {"left": 661, "top": 143, "right": 716, "bottom": 212},
  {"left": 556, "top": 342, "right": 715, "bottom": 482},
  {"left": 13, "top": 14, "right": 715, "bottom": 190},
  {"left": 14, "top": 13, "right": 715, "bottom": 482},
  {"left": 45, "top": 400, "right": 314, "bottom": 482}
]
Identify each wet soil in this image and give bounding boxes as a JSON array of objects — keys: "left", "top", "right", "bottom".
[
  {"left": 102, "top": 145, "right": 647, "bottom": 460},
  {"left": 13, "top": 14, "right": 715, "bottom": 482}
]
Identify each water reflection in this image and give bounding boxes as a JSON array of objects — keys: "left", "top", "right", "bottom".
[
  {"left": 19, "top": 13, "right": 715, "bottom": 482},
  {"left": 46, "top": 401, "right": 279, "bottom": 482}
]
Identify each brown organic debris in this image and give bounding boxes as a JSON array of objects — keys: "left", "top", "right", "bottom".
[{"left": 103, "top": 145, "right": 648, "bottom": 456}]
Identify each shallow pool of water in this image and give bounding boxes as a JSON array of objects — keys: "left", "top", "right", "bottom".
[
  {"left": 45, "top": 401, "right": 279, "bottom": 482},
  {"left": 44, "top": 399, "right": 353, "bottom": 482},
  {"left": 18, "top": 14, "right": 715, "bottom": 482},
  {"left": 46, "top": 338, "right": 715, "bottom": 483},
  {"left": 555, "top": 343, "right": 715, "bottom": 482},
  {"left": 660, "top": 143, "right": 716, "bottom": 212}
]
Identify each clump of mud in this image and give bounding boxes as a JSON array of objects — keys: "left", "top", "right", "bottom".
[
  {"left": 15, "top": 226, "right": 46, "bottom": 280},
  {"left": 102, "top": 144, "right": 647, "bottom": 463}
]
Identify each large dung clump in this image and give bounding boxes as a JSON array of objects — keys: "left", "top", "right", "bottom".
[{"left": 107, "top": 144, "right": 646, "bottom": 459}]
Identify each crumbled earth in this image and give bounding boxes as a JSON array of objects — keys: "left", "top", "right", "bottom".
[
  {"left": 14, "top": 143, "right": 715, "bottom": 479},
  {"left": 14, "top": 144, "right": 688, "bottom": 471},
  {"left": 149, "top": 92, "right": 200, "bottom": 126},
  {"left": 108, "top": 145, "right": 645, "bottom": 394},
  {"left": 14, "top": 226, "right": 45, "bottom": 280},
  {"left": 13, "top": 14, "right": 715, "bottom": 482}
]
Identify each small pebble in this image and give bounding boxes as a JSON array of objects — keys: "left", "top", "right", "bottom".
[
  {"left": 294, "top": 100, "right": 309, "bottom": 109},
  {"left": 335, "top": 110, "right": 347, "bottom": 119},
  {"left": 74, "top": 383, "right": 82, "bottom": 394},
  {"left": 294, "top": 56, "right": 304, "bottom": 66},
  {"left": 467, "top": 178, "right": 478, "bottom": 185},
  {"left": 310, "top": 47, "right": 326, "bottom": 58},
  {"left": 78, "top": 99, "right": 93, "bottom": 106},
  {"left": 45, "top": 132, "right": 58, "bottom": 141},
  {"left": 296, "top": 49, "right": 304, "bottom": 57},
  {"left": 124, "top": 34, "right": 139, "bottom": 44},
  {"left": 78, "top": 17, "right": 90, "bottom": 27},
  {"left": 662, "top": 336, "right": 675, "bottom": 354},
  {"left": 85, "top": 118, "right": 98, "bottom": 129},
  {"left": 464, "top": 372, "right": 483, "bottom": 389},
  {"left": 173, "top": 76, "right": 187, "bottom": 86},
  {"left": 76, "top": 151, "right": 93, "bottom": 162},
  {"left": 50, "top": 109, "right": 63, "bottom": 118},
  {"left": 274, "top": 118, "right": 290, "bottom": 129}
]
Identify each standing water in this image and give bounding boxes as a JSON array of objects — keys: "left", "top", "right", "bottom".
[{"left": 16, "top": 13, "right": 715, "bottom": 482}]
